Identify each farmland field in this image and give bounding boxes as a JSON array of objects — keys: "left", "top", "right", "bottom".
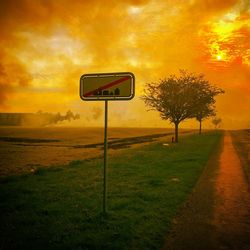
[
  {"left": 0, "top": 127, "right": 193, "bottom": 176},
  {"left": 0, "top": 131, "right": 222, "bottom": 249}
]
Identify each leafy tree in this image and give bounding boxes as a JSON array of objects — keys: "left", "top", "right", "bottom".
[
  {"left": 196, "top": 105, "right": 215, "bottom": 134},
  {"left": 142, "top": 70, "right": 224, "bottom": 142},
  {"left": 212, "top": 117, "right": 222, "bottom": 129},
  {"left": 74, "top": 113, "right": 80, "bottom": 120},
  {"left": 65, "top": 110, "right": 74, "bottom": 121},
  {"left": 193, "top": 79, "right": 224, "bottom": 134},
  {"left": 142, "top": 71, "right": 200, "bottom": 142}
]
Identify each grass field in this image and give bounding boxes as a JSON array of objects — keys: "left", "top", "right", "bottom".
[
  {"left": 0, "top": 127, "right": 193, "bottom": 176},
  {"left": 0, "top": 132, "right": 222, "bottom": 249}
]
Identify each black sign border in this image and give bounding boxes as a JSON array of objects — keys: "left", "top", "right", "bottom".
[{"left": 80, "top": 72, "right": 135, "bottom": 101}]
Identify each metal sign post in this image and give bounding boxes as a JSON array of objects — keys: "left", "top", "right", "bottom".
[
  {"left": 80, "top": 72, "right": 135, "bottom": 215},
  {"left": 103, "top": 100, "right": 108, "bottom": 214}
]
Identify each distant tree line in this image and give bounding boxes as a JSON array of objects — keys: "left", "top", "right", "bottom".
[
  {"left": 0, "top": 110, "right": 80, "bottom": 127},
  {"left": 142, "top": 70, "right": 224, "bottom": 142},
  {"left": 36, "top": 110, "right": 80, "bottom": 125}
]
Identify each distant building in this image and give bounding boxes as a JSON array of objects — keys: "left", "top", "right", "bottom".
[{"left": 0, "top": 113, "right": 32, "bottom": 126}]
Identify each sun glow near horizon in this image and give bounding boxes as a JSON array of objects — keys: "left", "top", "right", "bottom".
[{"left": 199, "top": 10, "right": 250, "bottom": 69}]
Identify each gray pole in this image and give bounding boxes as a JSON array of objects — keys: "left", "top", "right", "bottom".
[{"left": 103, "top": 100, "right": 108, "bottom": 214}]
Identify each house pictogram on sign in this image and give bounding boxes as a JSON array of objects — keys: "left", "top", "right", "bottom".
[{"left": 93, "top": 88, "right": 120, "bottom": 96}]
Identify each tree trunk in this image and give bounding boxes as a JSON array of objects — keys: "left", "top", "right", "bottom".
[
  {"left": 199, "top": 120, "right": 202, "bottom": 134},
  {"left": 174, "top": 122, "right": 179, "bottom": 143}
]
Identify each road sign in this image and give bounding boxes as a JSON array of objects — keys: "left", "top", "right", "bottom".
[
  {"left": 79, "top": 71, "right": 135, "bottom": 215},
  {"left": 80, "top": 72, "right": 135, "bottom": 101}
]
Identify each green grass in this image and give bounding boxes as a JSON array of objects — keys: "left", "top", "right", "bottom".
[{"left": 0, "top": 132, "right": 222, "bottom": 249}]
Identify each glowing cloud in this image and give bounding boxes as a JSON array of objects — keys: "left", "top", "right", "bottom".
[
  {"left": 199, "top": 9, "right": 250, "bottom": 69},
  {"left": 0, "top": 0, "right": 249, "bottom": 128}
]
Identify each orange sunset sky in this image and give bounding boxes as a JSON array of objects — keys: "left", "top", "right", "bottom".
[{"left": 0, "top": 0, "right": 249, "bottom": 129}]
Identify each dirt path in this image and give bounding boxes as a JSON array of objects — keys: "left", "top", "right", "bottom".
[
  {"left": 164, "top": 132, "right": 250, "bottom": 250},
  {"left": 213, "top": 132, "right": 250, "bottom": 249}
]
